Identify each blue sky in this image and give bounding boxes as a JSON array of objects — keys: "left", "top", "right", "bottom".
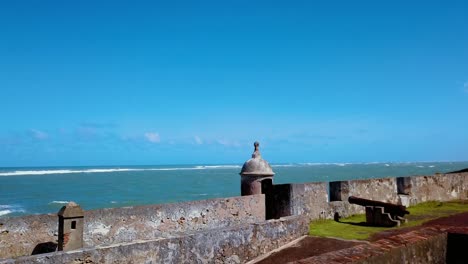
[{"left": 1, "top": 1, "right": 467, "bottom": 167}]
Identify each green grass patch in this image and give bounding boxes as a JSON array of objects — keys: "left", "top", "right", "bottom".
[{"left": 309, "top": 200, "right": 468, "bottom": 240}]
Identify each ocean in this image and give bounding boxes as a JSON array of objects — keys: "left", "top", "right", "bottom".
[{"left": 1, "top": 161, "right": 467, "bottom": 218}]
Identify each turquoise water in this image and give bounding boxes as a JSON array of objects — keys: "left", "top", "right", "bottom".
[{"left": 1, "top": 162, "right": 467, "bottom": 218}]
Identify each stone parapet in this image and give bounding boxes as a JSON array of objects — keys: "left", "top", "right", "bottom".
[
  {"left": 0, "top": 194, "right": 265, "bottom": 259},
  {"left": 0, "top": 215, "right": 308, "bottom": 264},
  {"left": 290, "top": 226, "right": 468, "bottom": 264}
]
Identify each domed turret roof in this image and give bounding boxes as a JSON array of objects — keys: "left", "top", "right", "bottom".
[{"left": 240, "top": 142, "right": 275, "bottom": 176}]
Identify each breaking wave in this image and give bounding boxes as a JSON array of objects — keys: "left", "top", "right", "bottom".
[
  {"left": 0, "top": 165, "right": 242, "bottom": 176},
  {"left": 194, "top": 165, "right": 241, "bottom": 169},
  {"left": 49, "top": 201, "right": 69, "bottom": 204},
  {"left": 298, "top": 163, "right": 352, "bottom": 166},
  {"left": 0, "top": 205, "right": 25, "bottom": 216},
  {"left": 0, "top": 162, "right": 444, "bottom": 177},
  {"left": 0, "top": 210, "right": 12, "bottom": 216}
]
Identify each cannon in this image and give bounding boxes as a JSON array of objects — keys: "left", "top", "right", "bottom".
[{"left": 348, "top": 196, "right": 409, "bottom": 227}]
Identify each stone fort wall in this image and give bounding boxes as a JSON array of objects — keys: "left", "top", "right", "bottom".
[
  {"left": 0, "top": 195, "right": 265, "bottom": 259},
  {"left": 1, "top": 215, "right": 309, "bottom": 264},
  {"left": 0, "top": 171, "right": 467, "bottom": 262},
  {"left": 287, "top": 171, "right": 468, "bottom": 220}
]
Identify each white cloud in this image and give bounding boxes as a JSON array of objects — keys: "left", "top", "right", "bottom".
[
  {"left": 194, "top": 136, "right": 203, "bottom": 145},
  {"left": 31, "top": 129, "right": 48, "bottom": 140},
  {"left": 144, "top": 132, "right": 160, "bottom": 143}
]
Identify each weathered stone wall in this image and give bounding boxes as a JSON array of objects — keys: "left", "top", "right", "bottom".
[
  {"left": 407, "top": 172, "right": 468, "bottom": 205},
  {"left": 329, "top": 177, "right": 399, "bottom": 219},
  {"left": 356, "top": 231, "right": 447, "bottom": 264},
  {"left": 0, "top": 215, "right": 308, "bottom": 264},
  {"left": 83, "top": 195, "right": 265, "bottom": 246},
  {"left": 289, "top": 182, "right": 329, "bottom": 219},
  {"left": 0, "top": 214, "right": 57, "bottom": 259},
  {"left": 0, "top": 195, "right": 265, "bottom": 259},
  {"left": 292, "top": 227, "right": 451, "bottom": 264},
  {"left": 347, "top": 178, "right": 399, "bottom": 203},
  {"left": 284, "top": 178, "right": 399, "bottom": 220},
  {"left": 286, "top": 172, "right": 468, "bottom": 221}
]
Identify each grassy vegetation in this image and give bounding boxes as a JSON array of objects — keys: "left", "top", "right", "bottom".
[{"left": 309, "top": 200, "right": 468, "bottom": 240}]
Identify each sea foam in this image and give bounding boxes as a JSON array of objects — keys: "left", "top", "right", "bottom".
[
  {"left": 0, "top": 205, "right": 25, "bottom": 216},
  {"left": 195, "top": 165, "right": 241, "bottom": 169},
  {"left": 0, "top": 165, "right": 241, "bottom": 176},
  {"left": 0, "top": 210, "right": 12, "bottom": 216},
  {"left": 49, "top": 201, "right": 69, "bottom": 204}
]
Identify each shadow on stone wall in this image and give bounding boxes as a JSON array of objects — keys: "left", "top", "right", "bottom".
[{"left": 31, "top": 242, "right": 57, "bottom": 255}]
